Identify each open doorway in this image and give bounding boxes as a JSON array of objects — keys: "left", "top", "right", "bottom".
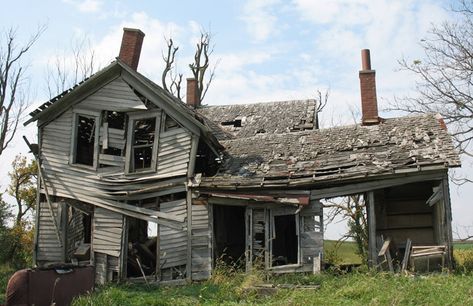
[
  {"left": 213, "top": 205, "right": 246, "bottom": 267},
  {"left": 272, "top": 215, "right": 298, "bottom": 266}
]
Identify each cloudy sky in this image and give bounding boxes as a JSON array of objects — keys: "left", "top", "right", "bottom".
[{"left": 1, "top": 0, "right": 471, "bottom": 238}]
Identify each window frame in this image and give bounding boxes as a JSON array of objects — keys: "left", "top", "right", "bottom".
[
  {"left": 125, "top": 110, "right": 161, "bottom": 174},
  {"left": 70, "top": 109, "right": 101, "bottom": 170}
]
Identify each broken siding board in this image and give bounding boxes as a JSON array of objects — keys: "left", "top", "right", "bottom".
[
  {"left": 93, "top": 208, "right": 123, "bottom": 258},
  {"left": 157, "top": 128, "right": 192, "bottom": 176},
  {"left": 160, "top": 199, "right": 188, "bottom": 269}
]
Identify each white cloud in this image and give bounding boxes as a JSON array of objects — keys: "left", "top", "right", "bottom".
[
  {"left": 63, "top": 0, "right": 103, "bottom": 13},
  {"left": 241, "top": 0, "right": 281, "bottom": 42}
]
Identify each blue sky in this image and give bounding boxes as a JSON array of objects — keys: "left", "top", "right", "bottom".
[{"left": 1, "top": 0, "right": 471, "bottom": 239}]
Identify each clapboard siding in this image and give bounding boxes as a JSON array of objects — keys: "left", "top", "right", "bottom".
[
  {"left": 76, "top": 77, "right": 143, "bottom": 111},
  {"left": 93, "top": 208, "right": 123, "bottom": 257},
  {"left": 37, "top": 201, "right": 63, "bottom": 262},
  {"left": 157, "top": 128, "right": 191, "bottom": 176},
  {"left": 160, "top": 199, "right": 188, "bottom": 269},
  {"left": 191, "top": 205, "right": 211, "bottom": 280}
]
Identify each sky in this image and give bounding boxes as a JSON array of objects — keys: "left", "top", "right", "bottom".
[{"left": 0, "top": 0, "right": 471, "bottom": 239}]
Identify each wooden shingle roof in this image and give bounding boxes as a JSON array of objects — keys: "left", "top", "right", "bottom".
[
  {"left": 199, "top": 114, "right": 461, "bottom": 189},
  {"left": 197, "top": 99, "right": 316, "bottom": 139}
]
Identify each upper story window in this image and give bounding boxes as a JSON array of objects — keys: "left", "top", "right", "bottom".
[
  {"left": 71, "top": 110, "right": 100, "bottom": 168},
  {"left": 125, "top": 110, "right": 161, "bottom": 173}
]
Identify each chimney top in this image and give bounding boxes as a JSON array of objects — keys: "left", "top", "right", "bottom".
[
  {"left": 359, "top": 49, "right": 380, "bottom": 125},
  {"left": 118, "top": 28, "right": 145, "bottom": 70},
  {"left": 361, "top": 49, "right": 371, "bottom": 70},
  {"left": 186, "top": 78, "right": 200, "bottom": 108}
]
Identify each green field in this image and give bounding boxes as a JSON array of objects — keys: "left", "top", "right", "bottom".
[{"left": 324, "top": 239, "right": 363, "bottom": 265}]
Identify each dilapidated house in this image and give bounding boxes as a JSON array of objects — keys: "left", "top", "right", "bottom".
[{"left": 25, "top": 28, "right": 460, "bottom": 284}]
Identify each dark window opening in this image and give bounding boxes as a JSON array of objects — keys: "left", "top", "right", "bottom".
[
  {"left": 221, "top": 119, "right": 242, "bottom": 127},
  {"left": 213, "top": 205, "right": 246, "bottom": 268},
  {"left": 272, "top": 215, "right": 298, "bottom": 266},
  {"left": 104, "top": 111, "right": 126, "bottom": 130},
  {"left": 75, "top": 115, "right": 96, "bottom": 166},
  {"left": 131, "top": 117, "right": 156, "bottom": 171},
  {"left": 164, "top": 115, "right": 180, "bottom": 131},
  {"left": 195, "top": 139, "right": 220, "bottom": 176}
]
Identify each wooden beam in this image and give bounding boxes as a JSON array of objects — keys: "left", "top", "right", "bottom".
[
  {"left": 441, "top": 176, "right": 454, "bottom": 269},
  {"left": 367, "top": 191, "right": 377, "bottom": 268}
]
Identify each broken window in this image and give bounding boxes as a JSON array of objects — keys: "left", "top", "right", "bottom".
[
  {"left": 164, "top": 114, "right": 180, "bottom": 131},
  {"left": 71, "top": 111, "right": 99, "bottom": 167},
  {"left": 102, "top": 111, "right": 126, "bottom": 157},
  {"left": 126, "top": 111, "right": 161, "bottom": 173}
]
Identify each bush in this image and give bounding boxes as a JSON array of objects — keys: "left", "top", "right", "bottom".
[{"left": 454, "top": 248, "right": 473, "bottom": 273}]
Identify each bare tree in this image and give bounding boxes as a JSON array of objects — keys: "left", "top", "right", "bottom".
[
  {"left": 323, "top": 195, "right": 368, "bottom": 261},
  {"left": 162, "top": 29, "right": 217, "bottom": 104},
  {"left": 162, "top": 38, "right": 183, "bottom": 100},
  {"left": 314, "top": 89, "right": 329, "bottom": 129},
  {"left": 391, "top": 0, "right": 473, "bottom": 159},
  {"left": 45, "top": 34, "right": 97, "bottom": 98},
  {"left": 189, "top": 31, "right": 217, "bottom": 103},
  {"left": 0, "top": 26, "right": 45, "bottom": 157}
]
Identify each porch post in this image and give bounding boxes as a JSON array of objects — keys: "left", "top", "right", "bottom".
[
  {"left": 441, "top": 175, "right": 454, "bottom": 269},
  {"left": 367, "top": 191, "right": 377, "bottom": 268}
]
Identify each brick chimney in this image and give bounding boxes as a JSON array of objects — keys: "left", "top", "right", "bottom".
[
  {"left": 359, "top": 49, "right": 380, "bottom": 125},
  {"left": 118, "top": 28, "right": 145, "bottom": 71},
  {"left": 186, "top": 78, "right": 200, "bottom": 108}
]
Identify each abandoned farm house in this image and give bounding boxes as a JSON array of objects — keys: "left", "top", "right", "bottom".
[{"left": 24, "top": 28, "right": 461, "bottom": 284}]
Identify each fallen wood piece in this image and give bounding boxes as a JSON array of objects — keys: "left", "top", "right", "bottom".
[
  {"left": 410, "top": 251, "right": 445, "bottom": 258},
  {"left": 401, "top": 239, "right": 412, "bottom": 272}
]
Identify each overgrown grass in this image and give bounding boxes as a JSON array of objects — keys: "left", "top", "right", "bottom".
[{"left": 73, "top": 269, "right": 473, "bottom": 305}]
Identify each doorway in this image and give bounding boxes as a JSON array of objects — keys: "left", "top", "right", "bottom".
[{"left": 213, "top": 205, "right": 246, "bottom": 266}]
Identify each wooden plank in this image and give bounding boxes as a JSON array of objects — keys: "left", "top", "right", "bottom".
[{"left": 367, "top": 191, "right": 377, "bottom": 268}]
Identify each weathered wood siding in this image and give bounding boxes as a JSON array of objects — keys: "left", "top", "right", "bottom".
[
  {"left": 375, "top": 182, "right": 436, "bottom": 246},
  {"left": 191, "top": 204, "right": 212, "bottom": 280},
  {"left": 95, "top": 252, "right": 120, "bottom": 285},
  {"left": 157, "top": 128, "right": 192, "bottom": 177},
  {"left": 75, "top": 77, "right": 143, "bottom": 112},
  {"left": 160, "top": 199, "right": 187, "bottom": 269},
  {"left": 299, "top": 200, "right": 323, "bottom": 269},
  {"left": 37, "top": 201, "right": 64, "bottom": 263},
  {"left": 93, "top": 208, "right": 123, "bottom": 258}
]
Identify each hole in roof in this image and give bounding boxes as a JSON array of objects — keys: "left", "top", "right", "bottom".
[{"left": 221, "top": 119, "right": 242, "bottom": 127}]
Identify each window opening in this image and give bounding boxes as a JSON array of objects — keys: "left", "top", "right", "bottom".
[
  {"left": 75, "top": 115, "right": 96, "bottom": 166},
  {"left": 131, "top": 117, "right": 156, "bottom": 171}
]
